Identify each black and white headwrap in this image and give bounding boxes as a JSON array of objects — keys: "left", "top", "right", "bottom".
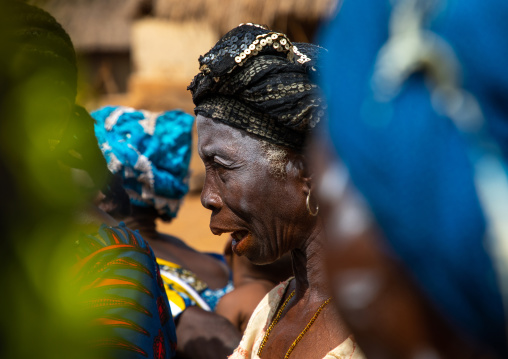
[{"left": 188, "top": 23, "right": 326, "bottom": 150}]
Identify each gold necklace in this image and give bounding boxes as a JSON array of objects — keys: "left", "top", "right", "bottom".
[
  {"left": 257, "top": 290, "right": 332, "bottom": 358},
  {"left": 257, "top": 290, "right": 295, "bottom": 356}
]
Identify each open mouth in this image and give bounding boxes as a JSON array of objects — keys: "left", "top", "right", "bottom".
[{"left": 231, "top": 230, "right": 249, "bottom": 245}]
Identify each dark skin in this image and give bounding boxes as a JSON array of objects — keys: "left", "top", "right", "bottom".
[
  {"left": 216, "top": 278, "right": 274, "bottom": 333},
  {"left": 123, "top": 205, "right": 230, "bottom": 290},
  {"left": 197, "top": 115, "right": 351, "bottom": 358},
  {"left": 216, "top": 237, "right": 293, "bottom": 332},
  {"left": 174, "top": 306, "right": 242, "bottom": 359},
  {"left": 309, "top": 137, "right": 496, "bottom": 359}
]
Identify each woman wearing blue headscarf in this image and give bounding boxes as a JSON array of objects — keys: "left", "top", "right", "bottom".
[{"left": 93, "top": 106, "right": 241, "bottom": 358}]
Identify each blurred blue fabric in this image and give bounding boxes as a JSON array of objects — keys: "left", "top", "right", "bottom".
[
  {"left": 93, "top": 106, "right": 194, "bottom": 219},
  {"left": 319, "top": 0, "right": 508, "bottom": 355}
]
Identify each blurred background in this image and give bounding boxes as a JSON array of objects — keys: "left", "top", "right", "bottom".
[{"left": 32, "top": 0, "right": 340, "bottom": 252}]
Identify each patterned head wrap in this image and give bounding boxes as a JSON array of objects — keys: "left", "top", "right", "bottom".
[
  {"left": 93, "top": 106, "right": 194, "bottom": 220},
  {"left": 188, "top": 23, "right": 326, "bottom": 150}
]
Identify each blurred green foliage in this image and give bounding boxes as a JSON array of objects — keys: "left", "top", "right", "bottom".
[{"left": 0, "top": 2, "right": 107, "bottom": 358}]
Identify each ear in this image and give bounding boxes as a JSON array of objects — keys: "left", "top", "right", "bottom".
[
  {"left": 301, "top": 173, "right": 314, "bottom": 197},
  {"left": 292, "top": 152, "right": 314, "bottom": 196}
]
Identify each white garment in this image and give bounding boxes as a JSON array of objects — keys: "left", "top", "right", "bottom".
[{"left": 229, "top": 279, "right": 365, "bottom": 359}]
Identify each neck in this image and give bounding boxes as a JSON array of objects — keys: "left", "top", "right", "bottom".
[
  {"left": 291, "top": 223, "right": 329, "bottom": 301},
  {"left": 123, "top": 206, "right": 159, "bottom": 240}
]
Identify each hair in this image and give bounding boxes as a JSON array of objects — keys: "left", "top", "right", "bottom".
[{"left": 261, "top": 140, "right": 289, "bottom": 179}]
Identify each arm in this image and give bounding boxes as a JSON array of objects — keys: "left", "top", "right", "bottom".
[
  {"left": 215, "top": 290, "right": 243, "bottom": 331},
  {"left": 174, "top": 306, "right": 242, "bottom": 359},
  {"left": 216, "top": 281, "right": 274, "bottom": 333}
]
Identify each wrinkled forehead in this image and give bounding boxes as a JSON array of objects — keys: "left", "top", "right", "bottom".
[{"left": 196, "top": 115, "right": 264, "bottom": 157}]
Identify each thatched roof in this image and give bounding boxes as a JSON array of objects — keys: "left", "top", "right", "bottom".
[
  {"left": 40, "top": 0, "right": 338, "bottom": 51},
  {"left": 154, "top": 0, "right": 339, "bottom": 35},
  {"left": 42, "top": 0, "right": 150, "bottom": 51}
]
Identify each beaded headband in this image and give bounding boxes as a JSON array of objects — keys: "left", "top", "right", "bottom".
[{"left": 189, "top": 23, "right": 326, "bottom": 150}]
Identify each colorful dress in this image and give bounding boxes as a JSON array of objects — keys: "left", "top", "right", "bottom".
[
  {"left": 229, "top": 279, "right": 364, "bottom": 359},
  {"left": 157, "top": 258, "right": 233, "bottom": 317},
  {"left": 73, "top": 222, "right": 177, "bottom": 359}
]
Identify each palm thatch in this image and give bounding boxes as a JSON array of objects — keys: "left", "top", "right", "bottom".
[
  {"left": 43, "top": 0, "right": 150, "bottom": 51},
  {"left": 154, "top": 0, "right": 339, "bottom": 36}
]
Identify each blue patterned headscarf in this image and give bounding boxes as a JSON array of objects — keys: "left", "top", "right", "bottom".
[{"left": 93, "top": 106, "right": 194, "bottom": 220}]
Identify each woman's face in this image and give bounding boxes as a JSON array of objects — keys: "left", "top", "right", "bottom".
[{"left": 197, "top": 115, "right": 314, "bottom": 264}]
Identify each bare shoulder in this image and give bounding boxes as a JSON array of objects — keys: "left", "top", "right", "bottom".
[
  {"left": 236, "top": 280, "right": 277, "bottom": 305},
  {"left": 218, "top": 280, "right": 277, "bottom": 332},
  {"left": 158, "top": 232, "right": 195, "bottom": 250},
  {"left": 216, "top": 282, "right": 268, "bottom": 314}
]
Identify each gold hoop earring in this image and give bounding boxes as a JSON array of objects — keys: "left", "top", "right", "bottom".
[{"left": 306, "top": 189, "right": 319, "bottom": 216}]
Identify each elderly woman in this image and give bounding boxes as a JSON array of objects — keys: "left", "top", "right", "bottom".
[{"left": 188, "top": 24, "right": 364, "bottom": 358}]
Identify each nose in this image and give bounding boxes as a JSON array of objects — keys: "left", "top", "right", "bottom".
[{"left": 201, "top": 173, "right": 223, "bottom": 211}]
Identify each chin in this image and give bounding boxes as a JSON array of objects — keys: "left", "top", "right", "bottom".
[
  {"left": 231, "top": 232, "right": 280, "bottom": 264},
  {"left": 238, "top": 247, "right": 280, "bottom": 266},
  {"left": 244, "top": 254, "right": 276, "bottom": 265}
]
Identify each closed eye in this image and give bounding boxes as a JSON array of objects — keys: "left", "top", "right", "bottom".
[{"left": 213, "top": 156, "right": 234, "bottom": 168}]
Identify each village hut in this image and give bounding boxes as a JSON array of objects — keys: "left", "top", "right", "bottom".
[
  {"left": 40, "top": 0, "right": 338, "bottom": 109},
  {"left": 42, "top": 0, "right": 151, "bottom": 98},
  {"left": 130, "top": 0, "right": 339, "bottom": 111},
  {"left": 154, "top": 0, "right": 340, "bottom": 42}
]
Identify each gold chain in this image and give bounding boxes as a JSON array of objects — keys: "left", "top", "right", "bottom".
[
  {"left": 257, "top": 290, "right": 295, "bottom": 356},
  {"left": 257, "top": 290, "right": 332, "bottom": 358},
  {"left": 283, "top": 297, "right": 331, "bottom": 358}
]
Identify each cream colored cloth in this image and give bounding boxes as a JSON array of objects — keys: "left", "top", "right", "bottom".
[{"left": 229, "top": 278, "right": 365, "bottom": 359}]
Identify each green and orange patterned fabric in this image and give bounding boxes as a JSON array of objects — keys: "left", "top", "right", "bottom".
[{"left": 73, "top": 222, "right": 177, "bottom": 358}]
